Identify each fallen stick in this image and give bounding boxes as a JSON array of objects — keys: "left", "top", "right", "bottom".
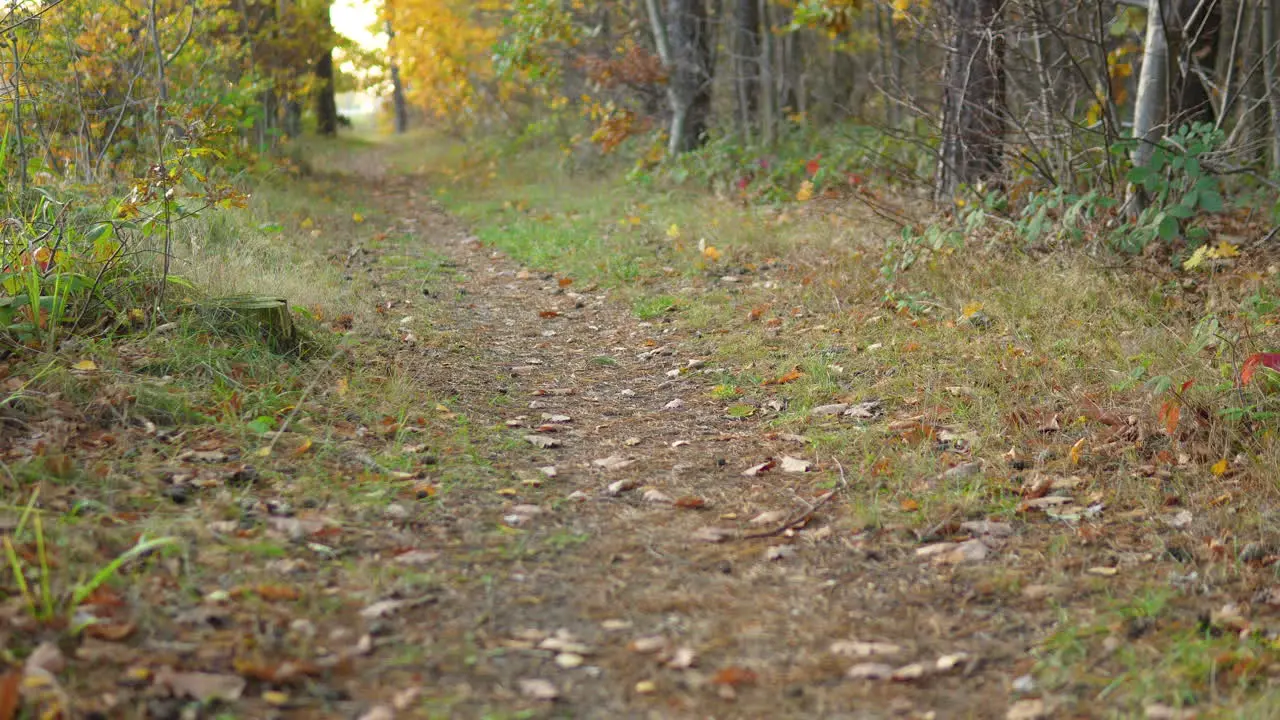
[{"left": 741, "top": 490, "right": 837, "bottom": 540}]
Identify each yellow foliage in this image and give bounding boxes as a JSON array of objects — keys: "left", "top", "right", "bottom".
[{"left": 796, "top": 181, "right": 815, "bottom": 202}]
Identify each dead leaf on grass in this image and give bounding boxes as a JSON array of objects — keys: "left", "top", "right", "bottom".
[
  {"left": 154, "top": 666, "right": 246, "bottom": 702},
  {"left": 742, "top": 459, "right": 776, "bottom": 477},
  {"left": 360, "top": 599, "right": 408, "bottom": 619},
  {"left": 916, "top": 539, "right": 989, "bottom": 564},
  {"left": 674, "top": 496, "right": 708, "bottom": 510},
  {"left": 780, "top": 456, "right": 812, "bottom": 473},
  {"left": 525, "top": 435, "right": 561, "bottom": 449},
  {"left": 0, "top": 672, "right": 19, "bottom": 720},
  {"left": 605, "top": 479, "right": 641, "bottom": 496}
]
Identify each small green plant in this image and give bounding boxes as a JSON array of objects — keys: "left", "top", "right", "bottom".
[
  {"left": 1117, "top": 122, "right": 1227, "bottom": 253},
  {"left": 3, "top": 490, "right": 179, "bottom": 630}
]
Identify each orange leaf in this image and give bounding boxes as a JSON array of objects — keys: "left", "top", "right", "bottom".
[
  {"left": 539, "top": 310, "right": 561, "bottom": 319},
  {"left": 763, "top": 368, "right": 804, "bottom": 386},
  {"left": 558, "top": 277, "right": 573, "bottom": 287},
  {"left": 1158, "top": 400, "right": 1181, "bottom": 435},
  {"left": 711, "top": 666, "right": 759, "bottom": 687},
  {"left": 0, "top": 671, "right": 19, "bottom": 720},
  {"left": 251, "top": 584, "right": 300, "bottom": 602},
  {"left": 673, "top": 496, "right": 707, "bottom": 510},
  {"left": 900, "top": 498, "right": 920, "bottom": 512}
]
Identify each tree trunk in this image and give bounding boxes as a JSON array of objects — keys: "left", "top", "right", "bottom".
[
  {"left": 315, "top": 48, "right": 338, "bottom": 136},
  {"left": 387, "top": 20, "right": 410, "bottom": 134},
  {"left": 666, "top": 0, "right": 713, "bottom": 153},
  {"left": 1129, "top": 0, "right": 1169, "bottom": 216},
  {"left": 934, "top": 0, "right": 1007, "bottom": 202},
  {"left": 759, "top": 0, "right": 777, "bottom": 144},
  {"left": 1264, "top": 0, "right": 1280, "bottom": 170},
  {"left": 733, "top": 0, "right": 760, "bottom": 138}
]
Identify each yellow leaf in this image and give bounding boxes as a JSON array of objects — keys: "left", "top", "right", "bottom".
[
  {"left": 1069, "top": 437, "right": 1086, "bottom": 466},
  {"left": 1211, "top": 458, "right": 1228, "bottom": 476},
  {"left": 703, "top": 245, "right": 722, "bottom": 262},
  {"left": 962, "top": 302, "right": 984, "bottom": 319},
  {"left": 255, "top": 446, "right": 273, "bottom": 457},
  {"left": 335, "top": 377, "right": 349, "bottom": 397},
  {"left": 666, "top": 223, "right": 681, "bottom": 239},
  {"left": 1182, "top": 244, "right": 1208, "bottom": 270},
  {"left": 352, "top": 212, "right": 364, "bottom": 223},
  {"left": 1207, "top": 241, "right": 1240, "bottom": 259},
  {"left": 300, "top": 218, "right": 314, "bottom": 229},
  {"left": 796, "top": 181, "right": 815, "bottom": 202},
  {"left": 72, "top": 360, "right": 98, "bottom": 371}
]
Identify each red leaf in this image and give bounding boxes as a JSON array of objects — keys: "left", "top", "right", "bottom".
[
  {"left": 1180, "top": 379, "right": 1195, "bottom": 393},
  {"left": 805, "top": 158, "right": 821, "bottom": 177},
  {"left": 1242, "top": 353, "right": 1280, "bottom": 384}
]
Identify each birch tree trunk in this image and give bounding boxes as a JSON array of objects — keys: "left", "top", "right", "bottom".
[{"left": 1129, "top": 0, "right": 1169, "bottom": 216}]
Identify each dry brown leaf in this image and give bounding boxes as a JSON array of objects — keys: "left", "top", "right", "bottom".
[
  {"left": 710, "top": 666, "right": 758, "bottom": 687},
  {"left": 525, "top": 435, "right": 561, "bottom": 449},
  {"left": 592, "top": 455, "right": 635, "bottom": 471},
  {"left": 780, "top": 456, "right": 812, "bottom": 473},
  {"left": 742, "top": 460, "right": 776, "bottom": 476},
  {"left": 846, "top": 663, "right": 895, "bottom": 680},
  {"left": 154, "top": 667, "right": 246, "bottom": 702},
  {"left": 0, "top": 672, "right": 19, "bottom": 720},
  {"left": 518, "top": 678, "right": 559, "bottom": 701}
]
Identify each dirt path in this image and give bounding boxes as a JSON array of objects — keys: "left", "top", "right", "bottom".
[{"left": 311, "top": 151, "right": 1078, "bottom": 719}]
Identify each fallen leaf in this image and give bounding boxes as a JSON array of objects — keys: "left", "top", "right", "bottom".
[
  {"left": 742, "top": 460, "right": 776, "bottom": 476},
  {"left": 763, "top": 368, "right": 804, "bottom": 386},
  {"left": 629, "top": 636, "right": 669, "bottom": 654},
  {"left": 525, "top": 435, "right": 561, "bottom": 449},
  {"left": 154, "top": 667, "right": 246, "bottom": 702},
  {"left": 1007, "top": 699, "right": 1049, "bottom": 720},
  {"left": 1069, "top": 437, "right": 1086, "bottom": 465},
  {"left": 357, "top": 706, "right": 395, "bottom": 720},
  {"left": 360, "top": 599, "right": 408, "bottom": 619},
  {"left": 750, "top": 510, "right": 787, "bottom": 525},
  {"left": 846, "top": 663, "right": 895, "bottom": 680},
  {"left": 891, "top": 663, "right": 928, "bottom": 681},
  {"left": 711, "top": 666, "right": 758, "bottom": 687},
  {"left": 605, "top": 479, "right": 640, "bottom": 496},
  {"left": 692, "top": 526, "right": 735, "bottom": 543},
  {"left": 830, "top": 641, "right": 902, "bottom": 657},
  {"left": 1211, "top": 458, "right": 1228, "bottom": 476},
  {"left": 72, "top": 359, "right": 98, "bottom": 372},
  {"left": 0, "top": 672, "right": 19, "bottom": 720},
  {"left": 643, "top": 489, "right": 672, "bottom": 504},
  {"left": 810, "top": 403, "right": 850, "bottom": 417},
  {"left": 674, "top": 496, "right": 707, "bottom": 509},
  {"left": 518, "top": 678, "right": 559, "bottom": 701},
  {"left": 24, "top": 643, "right": 64, "bottom": 675},
  {"left": 539, "top": 310, "right": 561, "bottom": 319},
  {"left": 780, "top": 456, "right": 812, "bottom": 473},
  {"left": 593, "top": 455, "right": 635, "bottom": 471}
]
